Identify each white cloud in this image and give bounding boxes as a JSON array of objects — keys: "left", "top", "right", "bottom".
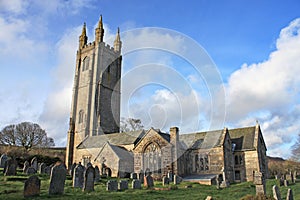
[
  {"left": 0, "top": 0, "right": 28, "bottom": 15},
  {"left": 226, "top": 18, "right": 300, "bottom": 158}
]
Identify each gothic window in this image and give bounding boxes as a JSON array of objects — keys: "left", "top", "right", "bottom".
[
  {"left": 143, "top": 143, "right": 161, "bottom": 174},
  {"left": 198, "top": 154, "right": 209, "bottom": 171},
  {"left": 79, "top": 110, "right": 84, "bottom": 123},
  {"left": 82, "top": 56, "right": 90, "bottom": 71}
]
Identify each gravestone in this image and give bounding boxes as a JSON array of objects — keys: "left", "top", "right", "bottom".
[
  {"left": 144, "top": 175, "right": 154, "bottom": 188},
  {"left": 23, "top": 175, "right": 40, "bottom": 198},
  {"left": 205, "top": 196, "right": 213, "bottom": 200},
  {"left": 0, "top": 154, "right": 8, "bottom": 168},
  {"left": 286, "top": 172, "right": 293, "bottom": 182},
  {"left": 31, "top": 157, "right": 38, "bottom": 171},
  {"left": 284, "top": 180, "right": 289, "bottom": 187},
  {"left": 73, "top": 163, "right": 85, "bottom": 188},
  {"left": 23, "top": 161, "right": 30, "bottom": 173},
  {"left": 272, "top": 185, "right": 281, "bottom": 200},
  {"left": 220, "top": 168, "right": 230, "bottom": 188},
  {"left": 38, "top": 163, "right": 46, "bottom": 174},
  {"left": 70, "top": 162, "right": 76, "bottom": 177},
  {"left": 118, "top": 180, "right": 128, "bottom": 190},
  {"left": 132, "top": 179, "right": 141, "bottom": 189},
  {"left": 94, "top": 166, "right": 100, "bottom": 182},
  {"left": 4, "top": 158, "right": 17, "bottom": 176},
  {"left": 130, "top": 172, "right": 137, "bottom": 179},
  {"left": 49, "top": 163, "right": 67, "bottom": 195},
  {"left": 26, "top": 167, "right": 36, "bottom": 175},
  {"left": 254, "top": 171, "right": 266, "bottom": 195},
  {"left": 138, "top": 172, "right": 144, "bottom": 183},
  {"left": 44, "top": 166, "right": 51, "bottom": 175},
  {"left": 162, "top": 176, "right": 169, "bottom": 186},
  {"left": 83, "top": 165, "right": 95, "bottom": 192},
  {"left": 174, "top": 175, "right": 182, "bottom": 185},
  {"left": 86, "top": 162, "right": 92, "bottom": 168},
  {"left": 275, "top": 175, "right": 279, "bottom": 180},
  {"left": 286, "top": 188, "right": 293, "bottom": 200},
  {"left": 107, "top": 180, "right": 118, "bottom": 191},
  {"left": 280, "top": 178, "right": 284, "bottom": 186},
  {"left": 292, "top": 171, "right": 297, "bottom": 183},
  {"left": 167, "top": 171, "right": 173, "bottom": 182}
]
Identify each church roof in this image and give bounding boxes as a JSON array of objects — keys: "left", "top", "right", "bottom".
[
  {"left": 108, "top": 143, "right": 133, "bottom": 160},
  {"left": 77, "top": 130, "right": 145, "bottom": 149},
  {"left": 229, "top": 126, "right": 256, "bottom": 150},
  {"left": 179, "top": 130, "right": 224, "bottom": 150}
]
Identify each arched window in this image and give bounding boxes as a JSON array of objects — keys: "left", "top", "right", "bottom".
[
  {"left": 79, "top": 110, "right": 84, "bottom": 123},
  {"left": 82, "top": 56, "right": 90, "bottom": 71},
  {"left": 143, "top": 143, "right": 161, "bottom": 174}
]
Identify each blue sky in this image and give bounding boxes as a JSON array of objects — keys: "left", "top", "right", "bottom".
[{"left": 0, "top": 0, "right": 300, "bottom": 159}]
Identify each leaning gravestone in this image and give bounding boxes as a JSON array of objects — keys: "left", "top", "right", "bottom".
[
  {"left": 49, "top": 163, "right": 67, "bottom": 195},
  {"left": 272, "top": 185, "right": 281, "bottom": 200},
  {"left": 23, "top": 161, "right": 30, "bottom": 173},
  {"left": 286, "top": 188, "right": 294, "bottom": 200},
  {"left": 144, "top": 175, "right": 154, "bottom": 188},
  {"left": 94, "top": 166, "right": 100, "bottom": 182},
  {"left": 31, "top": 157, "right": 38, "bottom": 171},
  {"left": 24, "top": 175, "right": 40, "bottom": 198},
  {"left": 83, "top": 165, "right": 95, "bottom": 192},
  {"left": 0, "top": 154, "right": 8, "bottom": 168},
  {"left": 26, "top": 167, "right": 36, "bottom": 175},
  {"left": 4, "top": 158, "right": 17, "bottom": 176},
  {"left": 73, "top": 163, "right": 85, "bottom": 188},
  {"left": 132, "top": 179, "right": 141, "bottom": 189},
  {"left": 118, "top": 180, "right": 128, "bottom": 190},
  {"left": 107, "top": 180, "right": 118, "bottom": 191}
]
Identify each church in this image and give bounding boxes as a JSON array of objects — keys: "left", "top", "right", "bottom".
[{"left": 65, "top": 16, "right": 268, "bottom": 184}]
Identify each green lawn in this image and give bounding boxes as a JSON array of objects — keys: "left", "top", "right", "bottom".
[{"left": 0, "top": 170, "right": 299, "bottom": 200}]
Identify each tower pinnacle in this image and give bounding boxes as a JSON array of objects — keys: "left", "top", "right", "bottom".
[
  {"left": 95, "top": 15, "right": 104, "bottom": 43},
  {"left": 114, "top": 27, "right": 122, "bottom": 52},
  {"left": 79, "top": 22, "right": 88, "bottom": 49}
]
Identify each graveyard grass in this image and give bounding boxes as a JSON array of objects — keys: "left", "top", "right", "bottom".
[{"left": 0, "top": 169, "right": 299, "bottom": 200}]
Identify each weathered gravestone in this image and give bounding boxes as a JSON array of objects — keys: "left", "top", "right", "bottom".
[
  {"left": 107, "top": 180, "right": 118, "bottom": 191},
  {"left": 49, "top": 163, "right": 67, "bottom": 195},
  {"left": 94, "top": 166, "right": 100, "bottom": 182},
  {"left": 286, "top": 188, "right": 294, "bottom": 200},
  {"left": 162, "top": 176, "right": 169, "bottom": 186},
  {"left": 138, "top": 172, "right": 144, "bottom": 183},
  {"left": 23, "top": 161, "right": 30, "bottom": 173},
  {"left": 286, "top": 172, "right": 293, "bottom": 183},
  {"left": 174, "top": 175, "right": 182, "bottom": 185},
  {"left": 38, "top": 163, "right": 46, "bottom": 174},
  {"left": 144, "top": 175, "right": 154, "bottom": 188},
  {"left": 4, "top": 158, "right": 17, "bottom": 176},
  {"left": 292, "top": 171, "right": 297, "bottom": 183},
  {"left": 254, "top": 171, "right": 266, "bottom": 196},
  {"left": 70, "top": 163, "right": 77, "bottom": 178},
  {"left": 26, "top": 167, "right": 36, "bottom": 175},
  {"left": 44, "top": 166, "right": 51, "bottom": 175},
  {"left": 273, "top": 185, "right": 282, "bottom": 200},
  {"left": 132, "top": 179, "right": 141, "bottom": 189},
  {"left": 284, "top": 180, "right": 289, "bottom": 187},
  {"left": 130, "top": 172, "right": 137, "bottom": 179},
  {"left": 0, "top": 154, "right": 8, "bottom": 168},
  {"left": 167, "top": 171, "right": 173, "bottom": 182},
  {"left": 118, "top": 180, "right": 128, "bottom": 190},
  {"left": 83, "top": 165, "right": 95, "bottom": 192},
  {"left": 73, "top": 163, "right": 85, "bottom": 188},
  {"left": 220, "top": 169, "right": 230, "bottom": 188},
  {"left": 24, "top": 175, "right": 40, "bottom": 198},
  {"left": 31, "top": 157, "right": 38, "bottom": 171}
]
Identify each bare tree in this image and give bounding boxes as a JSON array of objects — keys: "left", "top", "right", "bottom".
[
  {"left": 0, "top": 122, "right": 55, "bottom": 151},
  {"left": 120, "top": 117, "right": 144, "bottom": 132},
  {"left": 291, "top": 133, "right": 300, "bottom": 162}
]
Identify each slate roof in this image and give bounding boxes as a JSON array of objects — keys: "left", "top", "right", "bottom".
[
  {"left": 179, "top": 130, "right": 224, "bottom": 150},
  {"left": 108, "top": 143, "right": 133, "bottom": 161},
  {"left": 77, "top": 130, "right": 145, "bottom": 149},
  {"left": 228, "top": 126, "right": 256, "bottom": 151}
]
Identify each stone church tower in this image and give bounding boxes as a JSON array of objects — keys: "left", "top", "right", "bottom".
[{"left": 66, "top": 16, "right": 122, "bottom": 168}]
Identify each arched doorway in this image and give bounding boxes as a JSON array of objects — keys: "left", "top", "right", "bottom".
[{"left": 143, "top": 143, "right": 161, "bottom": 175}]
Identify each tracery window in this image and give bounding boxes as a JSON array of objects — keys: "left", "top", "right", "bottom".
[
  {"left": 143, "top": 143, "right": 161, "bottom": 174},
  {"left": 197, "top": 154, "right": 209, "bottom": 171}
]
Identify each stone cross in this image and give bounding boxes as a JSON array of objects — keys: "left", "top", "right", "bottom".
[
  {"left": 31, "top": 157, "right": 38, "bottom": 171},
  {"left": 132, "top": 179, "right": 141, "bottom": 189},
  {"left": 24, "top": 175, "right": 40, "bottom": 198},
  {"left": 49, "top": 163, "right": 67, "bottom": 195},
  {"left": 73, "top": 163, "right": 85, "bottom": 188},
  {"left": 83, "top": 165, "right": 95, "bottom": 192},
  {"left": 272, "top": 185, "right": 281, "bottom": 200}
]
